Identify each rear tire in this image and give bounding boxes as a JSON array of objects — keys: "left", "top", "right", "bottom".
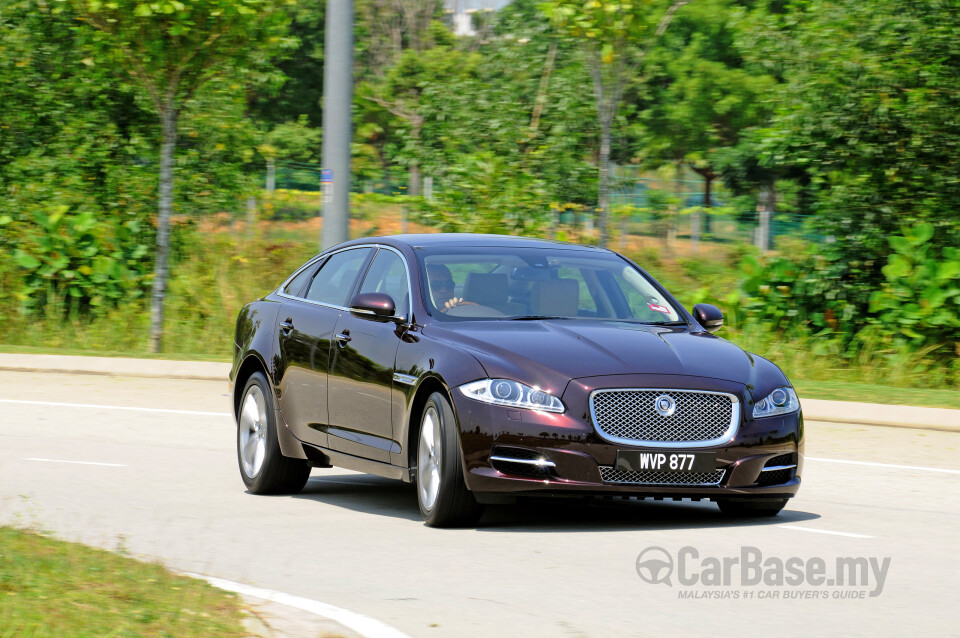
[
  {"left": 237, "top": 371, "right": 311, "bottom": 494},
  {"left": 717, "top": 498, "right": 788, "bottom": 517},
  {"left": 416, "top": 392, "right": 484, "bottom": 527}
]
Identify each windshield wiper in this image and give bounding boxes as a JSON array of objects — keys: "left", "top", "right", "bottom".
[
  {"left": 639, "top": 321, "right": 687, "bottom": 326},
  {"left": 506, "top": 315, "right": 570, "bottom": 321}
]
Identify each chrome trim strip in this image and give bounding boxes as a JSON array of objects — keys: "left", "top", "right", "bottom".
[
  {"left": 589, "top": 388, "right": 740, "bottom": 449},
  {"left": 760, "top": 464, "right": 797, "bottom": 472},
  {"left": 276, "top": 255, "right": 326, "bottom": 295},
  {"left": 489, "top": 455, "right": 556, "bottom": 468},
  {"left": 392, "top": 373, "right": 418, "bottom": 386}
]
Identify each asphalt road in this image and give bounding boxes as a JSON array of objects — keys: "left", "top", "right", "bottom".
[{"left": 1, "top": 371, "right": 958, "bottom": 637}]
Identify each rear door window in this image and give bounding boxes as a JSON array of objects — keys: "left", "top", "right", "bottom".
[{"left": 305, "top": 248, "right": 372, "bottom": 307}]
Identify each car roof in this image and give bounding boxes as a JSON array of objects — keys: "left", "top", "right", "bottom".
[{"left": 340, "top": 233, "right": 610, "bottom": 252}]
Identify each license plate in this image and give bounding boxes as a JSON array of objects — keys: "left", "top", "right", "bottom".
[{"left": 616, "top": 451, "right": 715, "bottom": 473}]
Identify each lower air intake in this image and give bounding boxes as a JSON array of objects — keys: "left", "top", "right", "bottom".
[{"left": 599, "top": 467, "right": 725, "bottom": 486}]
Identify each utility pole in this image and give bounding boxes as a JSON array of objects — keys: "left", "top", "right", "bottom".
[{"left": 320, "top": 0, "right": 353, "bottom": 249}]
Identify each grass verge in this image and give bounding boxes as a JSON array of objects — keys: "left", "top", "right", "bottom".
[
  {"left": 793, "top": 380, "right": 960, "bottom": 410},
  {"left": 0, "top": 527, "right": 247, "bottom": 638}
]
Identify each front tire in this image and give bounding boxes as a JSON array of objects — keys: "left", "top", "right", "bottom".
[
  {"left": 717, "top": 498, "right": 789, "bottom": 517},
  {"left": 237, "top": 371, "right": 311, "bottom": 494},
  {"left": 416, "top": 392, "right": 484, "bottom": 527}
]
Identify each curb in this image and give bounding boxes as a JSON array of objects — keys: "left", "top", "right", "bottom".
[
  {"left": 801, "top": 398, "right": 960, "bottom": 433},
  {"left": 1, "top": 352, "right": 958, "bottom": 433},
  {"left": 0, "top": 353, "right": 230, "bottom": 382}
]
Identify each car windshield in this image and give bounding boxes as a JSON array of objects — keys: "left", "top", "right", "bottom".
[{"left": 418, "top": 246, "right": 682, "bottom": 323}]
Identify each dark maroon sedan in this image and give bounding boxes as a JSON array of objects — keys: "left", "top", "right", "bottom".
[{"left": 230, "top": 234, "right": 803, "bottom": 527}]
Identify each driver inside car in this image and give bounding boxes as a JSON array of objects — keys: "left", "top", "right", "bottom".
[{"left": 426, "top": 263, "right": 472, "bottom": 312}]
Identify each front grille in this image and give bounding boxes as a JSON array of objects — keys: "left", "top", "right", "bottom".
[
  {"left": 590, "top": 389, "right": 738, "bottom": 446},
  {"left": 599, "top": 467, "right": 726, "bottom": 486}
]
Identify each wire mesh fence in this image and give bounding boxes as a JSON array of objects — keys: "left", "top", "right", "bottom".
[{"left": 260, "top": 161, "right": 819, "bottom": 251}]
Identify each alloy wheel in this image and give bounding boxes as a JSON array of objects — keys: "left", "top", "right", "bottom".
[
  {"left": 418, "top": 405, "right": 443, "bottom": 510},
  {"left": 238, "top": 385, "right": 267, "bottom": 478}
]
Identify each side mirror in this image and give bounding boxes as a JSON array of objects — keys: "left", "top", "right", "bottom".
[
  {"left": 692, "top": 303, "right": 723, "bottom": 333},
  {"left": 349, "top": 292, "right": 397, "bottom": 321}
]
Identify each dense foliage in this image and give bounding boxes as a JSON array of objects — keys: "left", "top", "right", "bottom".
[{"left": 0, "top": 0, "right": 957, "bottom": 382}]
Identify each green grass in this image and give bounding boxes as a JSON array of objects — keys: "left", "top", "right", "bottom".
[
  {"left": 794, "top": 380, "right": 960, "bottom": 410},
  {"left": 0, "top": 344, "right": 230, "bottom": 362},
  {"left": 0, "top": 527, "right": 247, "bottom": 638}
]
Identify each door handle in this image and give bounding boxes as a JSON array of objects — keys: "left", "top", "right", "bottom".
[
  {"left": 335, "top": 329, "right": 351, "bottom": 347},
  {"left": 279, "top": 319, "right": 294, "bottom": 335}
]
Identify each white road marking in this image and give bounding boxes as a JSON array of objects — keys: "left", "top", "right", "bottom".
[
  {"left": 780, "top": 525, "right": 873, "bottom": 539},
  {"left": 0, "top": 398, "right": 231, "bottom": 418},
  {"left": 25, "top": 457, "right": 127, "bottom": 467},
  {"left": 807, "top": 456, "right": 960, "bottom": 475},
  {"left": 186, "top": 574, "right": 412, "bottom": 638}
]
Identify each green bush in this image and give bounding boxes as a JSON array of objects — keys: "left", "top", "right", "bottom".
[
  {"left": 867, "top": 223, "right": 960, "bottom": 350},
  {"left": 5, "top": 206, "right": 152, "bottom": 315}
]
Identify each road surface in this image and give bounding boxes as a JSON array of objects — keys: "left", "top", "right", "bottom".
[{"left": 1, "top": 371, "right": 958, "bottom": 637}]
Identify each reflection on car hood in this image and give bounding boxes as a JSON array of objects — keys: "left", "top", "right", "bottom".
[{"left": 424, "top": 320, "right": 759, "bottom": 392}]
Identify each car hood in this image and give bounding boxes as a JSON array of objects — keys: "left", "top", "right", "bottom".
[{"left": 423, "top": 320, "right": 771, "bottom": 396}]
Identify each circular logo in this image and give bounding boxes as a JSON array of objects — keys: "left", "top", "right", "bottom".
[
  {"left": 636, "top": 547, "right": 674, "bottom": 586},
  {"left": 654, "top": 394, "right": 676, "bottom": 417}
]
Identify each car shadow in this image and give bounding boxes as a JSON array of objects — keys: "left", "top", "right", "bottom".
[
  {"left": 477, "top": 497, "right": 821, "bottom": 532},
  {"left": 293, "top": 474, "right": 423, "bottom": 522},
  {"left": 291, "top": 474, "right": 821, "bottom": 531}
]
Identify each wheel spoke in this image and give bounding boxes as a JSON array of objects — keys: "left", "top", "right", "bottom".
[
  {"left": 431, "top": 416, "right": 442, "bottom": 460},
  {"left": 243, "top": 435, "right": 259, "bottom": 462},
  {"left": 422, "top": 412, "right": 436, "bottom": 454},
  {"left": 252, "top": 440, "right": 265, "bottom": 475},
  {"left": 240, "top": 393, "right": 259, "bottom": 428}
]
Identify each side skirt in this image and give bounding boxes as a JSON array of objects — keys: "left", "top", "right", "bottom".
[{"left": 301, "top": 443, "right": 414, "bottom": 483}]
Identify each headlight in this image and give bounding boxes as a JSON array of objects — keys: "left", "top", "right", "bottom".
[
  {"left": 458, "top": 379, "right": 565, "bottom": 413},
  {"left": 752, "top": 386, "right": 800, "bottom": 418}
]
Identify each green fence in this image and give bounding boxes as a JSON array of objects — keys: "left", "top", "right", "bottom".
[{"left": 267, "top": 161, "right": 819, "bottom": 249}]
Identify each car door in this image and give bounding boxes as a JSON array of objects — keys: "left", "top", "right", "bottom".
[
  {"left": 275, "top": 247, "right": 373, "bottom": 448},
  {"left": 326, "top": 246, "right": 411, "bottom": 463}
]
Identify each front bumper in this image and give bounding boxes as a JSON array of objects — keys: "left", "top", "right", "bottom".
[{"left": 453, "top": 374, "right": 804, "bottom": 500}]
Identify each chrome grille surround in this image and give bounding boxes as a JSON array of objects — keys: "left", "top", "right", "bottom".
[
  {"left": 599, "top": 467, "right": 726, "bottom": 486},
  {"left": 589, "top": 388, "right": 740, "bottom": 448}
]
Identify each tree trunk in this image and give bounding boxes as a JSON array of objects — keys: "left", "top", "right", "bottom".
[
  {"left": 756, "top": 183, "right": 775, "bottom": 252},
  {"left": 597, "top": 120, "right": 612, "bottom": 246},
  {"left": 149, "top": 104, "right": 177, "bottom": 353},
  {"left": 408, "top": 120, "right": 422, "bottom": 197},
  {"left": 690, "top": 165, "right": 716, "bottom": 236},
  {"left": 408, "top": 162, "right": 421, "bottom": 197},
  {"left": 702, "top": 174, "right": 712, "bottom": 236},
  {"left": 266, "top": 158, "right": 276, "bottom": 194},
  {"left": 690, "top": 209, "right": 700, "bottom": 254},
  {"left": 246, "top": 196, "right": 257, "bottom": 239}
]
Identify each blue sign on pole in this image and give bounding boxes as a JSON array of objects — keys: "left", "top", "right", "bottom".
[{"left": 321, "top": 169, "right": 334, "bottom": 184}]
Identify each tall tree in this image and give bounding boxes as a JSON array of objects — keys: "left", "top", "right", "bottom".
[
  {"left": 737, "top": 0, "right": 960, "bottom": 306},
  {"left": 66, "top": 0, "right": 293, "bottom": 352},
  {"left": 540, "top": 0, "right": 689, "bottom": 246},
  {"left": 635, "top": 0, "right": 775, "bottom": 208}
]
